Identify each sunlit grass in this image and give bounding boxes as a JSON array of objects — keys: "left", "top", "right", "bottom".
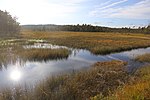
[
  {"left": 18, "top": 48, "right": 71, "bottom": 61},
  {"left": 135, "top": 53, "right": 150, "bottom": 63},
  {"left": 0, "top": 45, "right": 70, "bottom": 67},
  {"left": 108, "top": 65, "right": 150, "bottom": 100},
  {"left": 22, "top": 31, "right": 150, "bottom": 54},
  {"left": 91, "top": 53, "right": 150, "bottom": 99},
  {"left": 91, "top": 63, "right": 150, "bottom": 100}
]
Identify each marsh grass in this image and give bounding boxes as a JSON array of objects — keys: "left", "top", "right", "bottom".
[
  {"left": 18, "top": 48, "right": 71, "bottom": 61},
  {"left": 101, "top": 65, "right": 150, "bottom": 100},
  {"left": 135, "top": 53, "right": 150, "bottom": 63},
  {"left": 0, "top": 31, "right": 150, "bottom": 99},
  {"left": 0, "top": 60, "right": 129, "bottom": 100},
  {"left": 22, "top": 31, "right": 150, "bottom": 55},
  {"left": 0, "top": 44, "right": 70, "bottom": 68},
  {"left": 109, "top": 54, "right": 150, "bottom": 99},
  {"left": 91, "top": 54, "right": 150, "bottom": 100}
]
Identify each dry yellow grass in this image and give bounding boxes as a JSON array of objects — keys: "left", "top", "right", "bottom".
[
  {"left": 0, "top": 46, "right": 70, "bottom": 67},
  {"left": 135, "top": 53, "right": 150, "bottom": 63},
  {"left": 112, "top": 65, "right": 150, "bottom": 100},
  {"left": 91, "top": 65, "right": 150, "bottom": 100},
  {"left": 22, "top": 31, "right": 150, "bottom": 54},
  {"left": 18, "top": 48, "right": 70, "bottom": 61}
]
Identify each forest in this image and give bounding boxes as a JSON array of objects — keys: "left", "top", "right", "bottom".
[{"left": 22, "top": 24, "right": 150, "bottom": 34}]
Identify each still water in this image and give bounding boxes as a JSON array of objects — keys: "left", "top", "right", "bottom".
[{"left": 0, "top": 43, "right": 150, "bottom": 89}]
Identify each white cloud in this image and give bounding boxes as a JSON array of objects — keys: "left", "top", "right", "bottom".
[
  {"left": 0, "top": 0, "right": 86, "bottom": 24},
  {"left": 98, "top": 0, "right": 128, "bottom": 10},
  {"left": 90, "top": 0, "right": 150, "bottom": 19}
]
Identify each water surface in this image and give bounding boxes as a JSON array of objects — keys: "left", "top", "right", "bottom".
[{"left": 0, "top": 43, "right": 150, "bottom": 89}]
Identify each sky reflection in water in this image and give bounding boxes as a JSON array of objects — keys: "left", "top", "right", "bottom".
[{"left": 0, "top": 44, "right": 150, "bottom": 89}]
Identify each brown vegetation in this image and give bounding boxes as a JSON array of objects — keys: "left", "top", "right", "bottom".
[
  {"left": 0, "top": 44, "right": 70, "bottom": 67},
  {"left": 22, "top": 31, "right": 150, "bottom": 54},
  {"left": 135, "top": 53, "right": 150, "bottom": 63}
]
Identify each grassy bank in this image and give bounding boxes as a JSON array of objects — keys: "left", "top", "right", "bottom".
[
  {"left": 96, "top": 65, "right": 150, "bottom": 100},
  {"left": 22, "top": 31, "right": 150, "bottom": 55},
  {"left": 92, "top": 53, "right": 150, "bottom": 100},
  {"left": 0, "top": 60, "right": 129, "bottom": 100},
  {"left": 135, "top": 53, "right": 150, "bottom": 63},
  {"left": 0, "top": 45, "right": 70, "bottom": 67},
  {"left": 91, "top": 54, "right": 150, "bottom": 100},
  {"left": 18, "top": 48, "right": 70, "bottom": 61}
]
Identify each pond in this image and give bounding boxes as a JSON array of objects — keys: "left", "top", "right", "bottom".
[{"left": 0, "top": 43, "right": 150, "bottom": 89}]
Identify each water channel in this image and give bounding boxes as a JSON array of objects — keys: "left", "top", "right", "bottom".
[{"left": 0, "top": 43, "right": 150, "bottom": 89}]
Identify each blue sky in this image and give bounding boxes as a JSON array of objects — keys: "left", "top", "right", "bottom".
[{"left": 0, "top": 0, "right": 150, "bottom": 27}]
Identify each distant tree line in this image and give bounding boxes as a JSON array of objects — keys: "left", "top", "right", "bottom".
[
  {"left": 0, "top": 10, "right": 20, "bottom": 37},
  {"left": 22, "top": 24, "right": 150, "bottom": 34}
]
